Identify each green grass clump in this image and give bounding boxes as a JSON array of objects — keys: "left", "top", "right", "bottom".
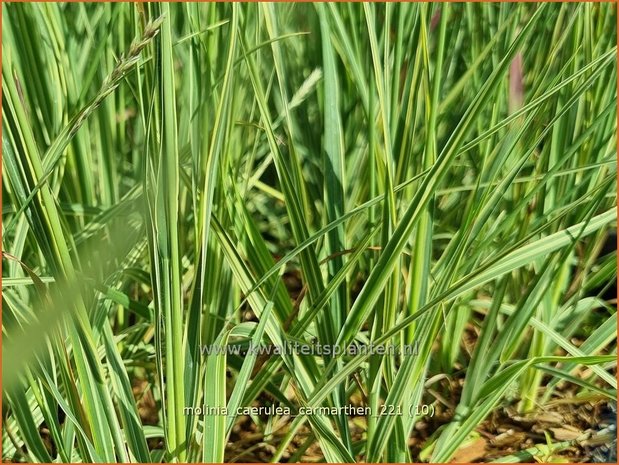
[{"left": 2, "top": 2, "right": 617, "bottom": 463}]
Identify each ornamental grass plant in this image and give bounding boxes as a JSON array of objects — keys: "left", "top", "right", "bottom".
[{"left": 2, "top": 2, "right": 617, "bottom": 463}]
